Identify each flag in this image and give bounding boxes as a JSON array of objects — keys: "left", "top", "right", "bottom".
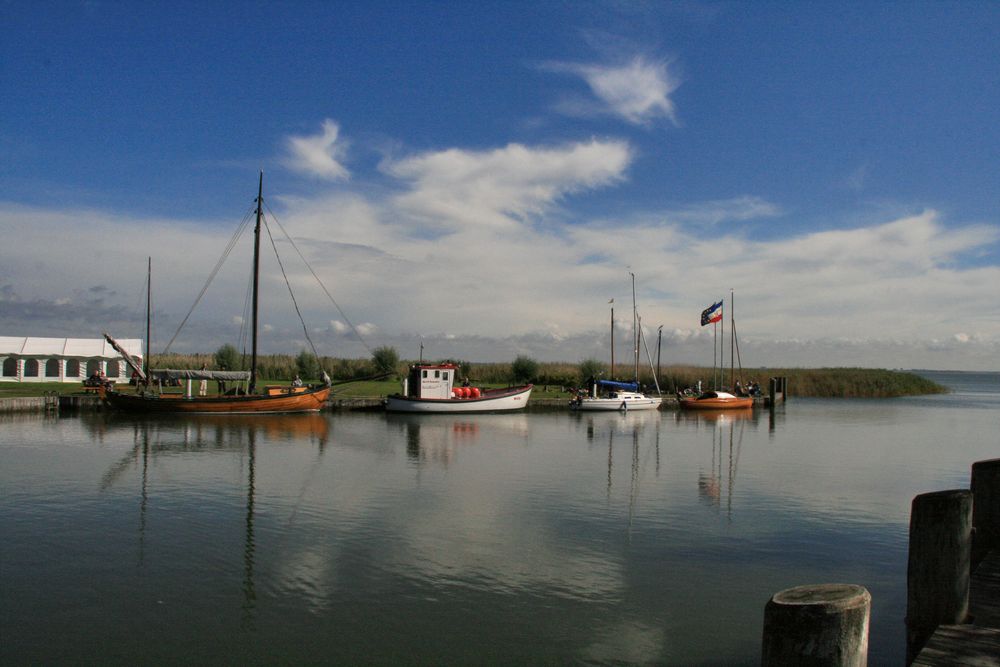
[{"left": 700, "top": 301, "right": 723, "bottom": 326}]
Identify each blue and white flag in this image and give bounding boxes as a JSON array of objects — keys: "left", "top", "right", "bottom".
[{"left": 700, "top": 301, "right": 723, "bottom": 326}]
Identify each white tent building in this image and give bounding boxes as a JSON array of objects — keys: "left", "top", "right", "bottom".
[{"left": 0, "top": 336, "right": 144, "bottom": 384}]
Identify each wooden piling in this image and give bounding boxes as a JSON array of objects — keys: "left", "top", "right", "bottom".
[
  {"left": 906, "top": 489, "right": 972, "bottom": 665},
  {"left": 762, "top": 583, "right": 870, "bottom": 666},
  {"left": 971, "top": 458, "right": 1000, "bottom": 570}
]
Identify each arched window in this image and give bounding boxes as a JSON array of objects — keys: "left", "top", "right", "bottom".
[
  {"left": 2, "top": 358, "right": 17, "bottom": 377},
  {"left": 86, "top": 360, "right": 102, "bottom": 377},
  {"left": 107, "top": 360, "right": 120, "bottom": 377},
  {"left": 24, "top": 359, "right": 39, "bottom": 377},
  {"left": 66, "top": 360, "right": 81, "bottom": 377},
  {"left": 46, "top": 359, "right": 61, "bottom": 377}
]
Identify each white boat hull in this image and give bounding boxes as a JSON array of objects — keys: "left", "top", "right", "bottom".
[
  {"left": 571, "top": 395, "right": 662, "bottom": 411},
  {"left": 385, "top": 385, "right": 533, "bottom": 413}
]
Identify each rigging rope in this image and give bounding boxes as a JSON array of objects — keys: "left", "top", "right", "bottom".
[
  {"left": 162, "top": 206, "right": 256, "bottom": 354},
  {"left": 261, "top": 214, "right": 325, "bottom": 367},
  {"left": 264, "top": 201, "right": 374, "bottom": 356}
]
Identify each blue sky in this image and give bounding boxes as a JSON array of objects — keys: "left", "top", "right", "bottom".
[{"left": 2, "top": 1, "right": 998, "bottom": 370}]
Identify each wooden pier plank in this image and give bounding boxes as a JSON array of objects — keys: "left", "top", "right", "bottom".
[
  {"left": 913, "top": 550, "right": 1000, "bottom": 666},
  {"left": 971, "top": 550, "right": 1000, "bottom": 628},
  {"left": 910, "top": 625, "right": 1000, "bottom": 666}
]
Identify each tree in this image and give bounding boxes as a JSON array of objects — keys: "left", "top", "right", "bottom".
[
  {"left": 214, "top": 344, "right": 242, "bottom": 371},
  {"left": 371, "top": 346, "right": 400, "bottom": 376},
  {"left": 296, "top": 350, "right": 320, "bottom": 380},
  {"left": 510, "top": 355, "right": 539, "bottom": 384},
  {"left": 578, "top": 358, "right": 606, "bottom": 385}
]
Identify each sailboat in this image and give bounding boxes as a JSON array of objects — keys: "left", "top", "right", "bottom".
[
  {"left": 102, "top": 173, "right": 331, "bottom": 414},
  {"left": 679, "top": 291, "right": 752, "bottom": 411},
  {"left": 571, "top": 274, "right": 662, "bottom": 412}
]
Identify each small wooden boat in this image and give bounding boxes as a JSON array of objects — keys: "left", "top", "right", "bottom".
[
  {"left": 678, "top": 390, "right": 753, "bottom": 410},
  {"left": 103, "top": 173, "right": 331, "bottom": 414},
  {"left": 385, "top": 363, "right": 532, "bottom": 413}
]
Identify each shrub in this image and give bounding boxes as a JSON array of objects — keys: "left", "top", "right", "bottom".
[
  {"left": 371, "top": 346, "right": 400, "bottom": 376},
  {"left": 511, "top": 355, "right": 539, "bottom": 384}
]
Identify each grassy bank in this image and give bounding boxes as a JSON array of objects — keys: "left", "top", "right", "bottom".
[{"left": 1, "top": 363, "right": 946, "bottom": 399}]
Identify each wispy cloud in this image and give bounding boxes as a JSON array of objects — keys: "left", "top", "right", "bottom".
[
  {"left": 284, "top": 119, "right": 350, "bottom": 181},
  {"left": 544, "top": 56, "right": 681, "bottom": 126},
  {"left": 385, "top": 139, "right": 633, "bottom": 233}
]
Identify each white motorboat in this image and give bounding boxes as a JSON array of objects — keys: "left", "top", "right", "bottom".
[{"left": 385, "top": 363, "right": 532, "bottom": 413}]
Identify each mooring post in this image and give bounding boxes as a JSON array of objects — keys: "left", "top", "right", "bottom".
[
  {"left": 905, "top": 489, "right": 972, "bottom": 665},
  {"left": 971, "top": 458, "right": 1000, "bottom": 570},
  {"left": 761, "top": 583, "right": 870, "bottom": 666}
]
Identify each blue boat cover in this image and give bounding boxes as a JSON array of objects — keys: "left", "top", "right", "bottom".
[{"left": 597, "top": 380, "right": 639, "bottom": 391}]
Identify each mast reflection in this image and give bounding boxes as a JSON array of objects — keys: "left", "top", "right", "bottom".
[{"left": 690, "top": 410, "right": 749, "bottom": 520}]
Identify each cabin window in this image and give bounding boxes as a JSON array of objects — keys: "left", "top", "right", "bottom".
[
  {"left": 422, "top": 370, "right": 428, "bottom": 378},
  {"left": 45, "top": 359, "right": 61, "bottom": 377},
  {"left": 66, "top": 360, "right": 80, "bottom": 377},
  {"left": 86, "top": 360, "right": 102, "bottom": 376},
  {"left": 107, "top": 360, "right": 120, "bottom": 377},
  {"left": 442, "top": 371, "right": 449, "bottom": 381},
  {"left": 24, "top": 359, "right": 39, "bottom": 377},
  {"left": 434, "top": 370, "right": 440, "bottom": 378},
  {"left": 2, "top": 358, "right": 16, "bottom": 377}
]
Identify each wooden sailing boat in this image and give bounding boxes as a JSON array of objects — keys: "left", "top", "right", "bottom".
[
  {"left": 679, "top": 290, "right": 752, "bottom": 411},
  {"left": 103, "top": 173, "right": 331, "bottom": 414}
]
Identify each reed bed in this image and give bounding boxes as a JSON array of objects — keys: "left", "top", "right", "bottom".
[
  {"left": 5, "top": 354, "right": 944, "bottom": 399},
  {"left": 147, "top": 355, "right": 946, "bottom": 398}
]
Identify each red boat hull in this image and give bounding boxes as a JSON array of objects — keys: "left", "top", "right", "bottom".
[{"left": 103, "top": 386, "right": 330, "bottom": 414}]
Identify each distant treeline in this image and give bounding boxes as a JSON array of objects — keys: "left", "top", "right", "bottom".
[{"left": 153, "top": 351, "right": 946, "bottom": 398}]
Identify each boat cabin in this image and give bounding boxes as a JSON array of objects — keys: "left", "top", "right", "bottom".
[{"left": 403, "top": 363, "right": 459, "bottom": 399}]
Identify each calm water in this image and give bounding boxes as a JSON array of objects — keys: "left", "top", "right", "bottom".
[{"left": 1, "top": 371, "right": 997, "bottom": 665}]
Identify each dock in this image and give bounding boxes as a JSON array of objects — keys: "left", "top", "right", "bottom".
[{"left": 911, "top": 550, "right": 1000, "bottom": 665}]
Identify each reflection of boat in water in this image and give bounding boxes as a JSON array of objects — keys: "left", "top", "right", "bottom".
[
  {"left": 386, "top": 363, "right": 532, "bottom": 413},
  {"left": 95, "top": 412, "right": 331, "bottom": 446},
  {"left": 386, "top": 412, "right": 530, "bottom": 464},
  {"left": 696, "top": 409, "right": 745, "bottom": 518},
  {"left": 675, "top": 405, "right": 754, "bottom": 422}
]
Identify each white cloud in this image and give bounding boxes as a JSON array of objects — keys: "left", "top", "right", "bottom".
[
  {"left": 284, "top": 119, "right": 350, "bottom": 181},
  {"left": 546, "top": 56, "right": 681, "bottom": 126},
  {"left": 386, "top": 139, "right": 632, "bottom": 233}
]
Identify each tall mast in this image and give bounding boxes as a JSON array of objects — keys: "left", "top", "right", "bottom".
[
  {"left": 610, "top": 302, "right": 615, "bottom": 379},
  {"left": 719, "top": 298, "right": 724, "bottom": 390},
  {"left": 631, "top": 272, "right": 638, "bottom": 383},
  {"left": 144, "top": 257, "right": 151, "bottom": 380},
  {"left": 249, "top": 171, "right": 263, "bottom": 394},
  {"left": 729, "top": 289, "right": 736, "bottom": 390}
]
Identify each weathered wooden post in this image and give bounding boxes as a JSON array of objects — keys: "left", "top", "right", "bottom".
[
  {"left": 971, "top": 458, "right": 1000, "bottom": 570},
  {"left": 762, "top": 583, "right": 870, "bottom": 666},
  {"left": 905, "top": 489, "right": 972, "bottom": 665}
]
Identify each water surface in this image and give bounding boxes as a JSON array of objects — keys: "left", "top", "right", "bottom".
[{"left": 1, "top": 371, "right": 996, "bottom": 664}]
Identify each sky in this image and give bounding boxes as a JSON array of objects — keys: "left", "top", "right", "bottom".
[{"left": 1, "top": 1, "right": 998, "bottom": 371}]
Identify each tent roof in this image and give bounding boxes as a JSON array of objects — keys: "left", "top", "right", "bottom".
[{"left": 0, "top": 336, "right": 143, "bottom": 358}]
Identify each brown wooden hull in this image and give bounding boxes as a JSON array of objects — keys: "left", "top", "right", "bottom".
[
  {"left": 104, "top": 386, "right": 330, "bottom": 414},
  {"left": 678, "top": 396, "right": 754, "bottom": 410}
]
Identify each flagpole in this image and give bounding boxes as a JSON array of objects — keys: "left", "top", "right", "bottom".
[{"left": 712, "top": 320, "right": 718, "bottom": 390}]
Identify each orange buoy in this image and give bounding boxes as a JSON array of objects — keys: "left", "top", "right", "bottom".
[{"left": 469, "top": 387, "right": 481, "bottom": 398}]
